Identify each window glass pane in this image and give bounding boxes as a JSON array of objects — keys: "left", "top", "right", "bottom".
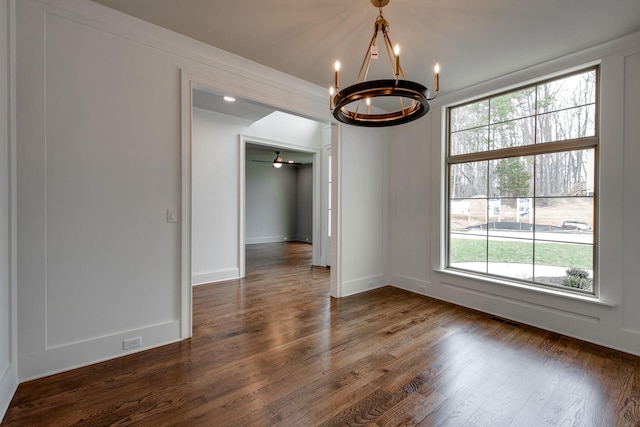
[
  {"left": 534, "top": 242, "right": 593, "bottom": 292},
  {"left": 489, "top": 157, "right": 533, "bottom": 198},
  {"left": 486, "top": 200, "right": 534, "bottom": 239},
  {"left": 450, "top": 101, "right": 489, "bottom": 132},
  {"left": 450, "top": 161, "right": 488, "bottom": 199},
  {"left": 537, "top": 70, "right": 597, "bottom": 114},
  {"left": 490, "top": 88, "right": 536, "bottom": 124},
  {"left": 487, "top": 237, "right": 533, "bottom": 281},
  {"left": 450, "top": 127, "right": 489, "bottom": 155},
  {"left": 489, "top": 117, "right": 535, "bottom": 150},
  {"left": 534, "top": 197, "right": 593, "bottom": 245},
  {"left": 449, "top": 233, "right": 487, "bottom": 273},
  {"left": 535, "top": 149, "right": 595, "bottom": 197},
  {"left": 537, "top": 105, "right": 596, "bottom": 143},
  {"left": 450, "top": 198, "right": 487, "bottom": 232}
]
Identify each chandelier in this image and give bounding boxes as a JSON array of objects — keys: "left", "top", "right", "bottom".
[{"left": 329, "top": 0, "right": 440, "bottom": 127}]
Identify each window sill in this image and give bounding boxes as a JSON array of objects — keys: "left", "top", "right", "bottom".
[{"left": 437, "top": 268, "right": 616, "bottom": 307}]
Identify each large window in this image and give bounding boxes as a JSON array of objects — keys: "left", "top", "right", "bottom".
[{"left": 446, "top": 67, "right": 598, "bottom": 294}]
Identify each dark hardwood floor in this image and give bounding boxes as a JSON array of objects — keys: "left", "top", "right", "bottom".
[{"left": 3, "top": 241, "right": 640, "bottom": 426}]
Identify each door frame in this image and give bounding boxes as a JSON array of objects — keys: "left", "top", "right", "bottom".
[{"left": 180, "top": 68, "right": 335, "bottom": 339}]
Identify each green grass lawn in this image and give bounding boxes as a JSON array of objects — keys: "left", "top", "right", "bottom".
[{"left": 450, "top": 238, "right": 592, "bottom": 270}]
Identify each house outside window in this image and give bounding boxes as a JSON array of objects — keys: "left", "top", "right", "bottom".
[{"left": 446, "top": 67, "right": 598, "bottom": 294}]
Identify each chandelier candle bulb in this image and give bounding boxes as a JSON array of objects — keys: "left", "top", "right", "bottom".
[
  {"left": 434, "top": 63, "right": 440, "bottom": 92},
  {"left": 366, "top": 98, "right": 371, "bottom": 114},
  {"left": 394, "top": 45, "right": 400, "bottom": 76},
  {"left": 334, "top": 61, "right": 341, "bottom": 89}
]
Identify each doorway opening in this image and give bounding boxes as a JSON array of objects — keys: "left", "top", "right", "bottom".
[
  {"left": 181, "top": 70, "right": 334, "bottom": 338},
  {"left": 240, "top": 136, "right": 322, "bottom": 277}
]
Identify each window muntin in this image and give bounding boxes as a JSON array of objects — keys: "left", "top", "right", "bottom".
[
  {"left": 449, "top": 69, "right": 597, "bottom": 155},
  {"left": 446, "top": 68, "right": 597, "bottom": 294}
]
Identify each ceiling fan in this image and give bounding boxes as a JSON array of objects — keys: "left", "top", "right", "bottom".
[{"left": 252, "top": 151, "right": 304, "bottom": 168}]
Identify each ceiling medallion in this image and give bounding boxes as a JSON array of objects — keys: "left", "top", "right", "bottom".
[{"left": 329, "top": 0, "right": 440, "bottom": 127}]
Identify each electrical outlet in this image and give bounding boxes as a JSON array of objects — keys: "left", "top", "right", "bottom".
[{"left": 123, "top": 337, "right": 142, "bottom": 350}]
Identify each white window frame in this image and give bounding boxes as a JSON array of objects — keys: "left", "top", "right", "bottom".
[{"left": 445, "top": 66, "right": 599, "bottom": 295}]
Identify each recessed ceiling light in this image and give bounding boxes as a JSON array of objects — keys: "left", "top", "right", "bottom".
[{"left": 223, "top": 96, "right": 236, "bottom": 102}]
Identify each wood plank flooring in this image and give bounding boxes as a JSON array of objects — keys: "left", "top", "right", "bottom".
[{"left": 3, "top": 241, "right": 640, "bottom": 426}]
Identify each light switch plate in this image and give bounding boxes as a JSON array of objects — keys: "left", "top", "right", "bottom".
[{"left": 167, "top": 208, "right": 178, "bottom": 223}]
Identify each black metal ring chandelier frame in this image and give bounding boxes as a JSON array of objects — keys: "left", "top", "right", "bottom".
[
  {"left": 332, "top": 79, "right": 430, "bottom": 127},
  {"left": 330, "top": 0, "right": 438, "bottom": 127}
]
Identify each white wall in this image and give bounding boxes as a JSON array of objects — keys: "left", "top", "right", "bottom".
[
  {"left": 14, "top": 0, "right": 330, "bottom": 382},
  {"left": 296, "top": 165, "right": 313, "bottom": 243},
  {"left": 245, "top": 160, "right": 298, "bottom": 243},
  {"left": 621, "top": 51, "right": 640, "bottom": 337},
  {"left": 191, "top": 108, "right": 249, "bottom": 284},
  {"left": 249, "top": 111, "right": 324, "bottom": 148},
  {"left": 389, "top": 32, "right": 640, "bottom": 356},
  {"left": 245, "top": 162, "right": 314, "bottom": 244},
  {"left": 0, "top": 0, "right": 18, "bottom": 417},
  {"left": 389, "top": 118, "right": 432, "bottom": 291},
  {"left": 335, "top": 125, "right": 389, "bottom": 296}
]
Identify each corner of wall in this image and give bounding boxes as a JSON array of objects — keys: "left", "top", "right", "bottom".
[
  {"left": 0, "top": 0, "right": 18, "bottom": 421},
  {"left": 0, "top": 368, "right": 18, "bottom": 421}
]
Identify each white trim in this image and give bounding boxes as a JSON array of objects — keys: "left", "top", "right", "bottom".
[
  {"left": 330, "top": 124, "right": 341, "bottom": 298},
  {"left": 238, "top": 136, "right": 246, "bottom": 278},
  {"left": 0, "top": 0, "right": 18, "bottom": 419},
  {"left": 192, "top": 268, "right": 240, "bottom": 286},
  {"left": 245, "top": 236, "right": 308, "bottom": 245},
  {"left": 437, "top": 268, "right": 615, "bottom": 307},
  {"left": 321, "top": 141, "right": 331, "bottom": 267},
  {"left": 180, "top": 69, "right": 193, "bottom": 339},
  {"left": 34, "top": 0, "right": 332, "bottom": 123},
  {"left": 341, "top": 274, "right": 387, "bottom": 297},
  {"left": 18, "top": 320, "right": 181, "bottom": 382}
]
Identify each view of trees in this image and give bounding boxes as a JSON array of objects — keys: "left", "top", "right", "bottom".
[
  {"left": 447, "top": 68, "right": 597, "bottom": 292},
  {"left": 450, "top": 69, "right": 596, "bottom": 201},
  {"left": 494, "top": 158, "right": 531, "bottom": 199}
]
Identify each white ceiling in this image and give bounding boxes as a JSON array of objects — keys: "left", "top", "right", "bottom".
[
  {"left": 91, "top": 0, "right": 640, "bottom": 98},
  {"left": 88, "top": 0, "right": 640, "bottom": 161},
  {"left": 193, "top": 87, "right": 276, "bottom": 123}
]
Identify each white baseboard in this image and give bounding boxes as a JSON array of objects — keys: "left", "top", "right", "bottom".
[
  {"left": 245, "top": 236, "right": 290, "bottom": 244},
  {"left": 341, "top": 274, "right": 386, "bottom": 297},
  {"left": 192, "top": 268, "right": 239, "bottom": 285},
  {"left": 390, "top": 273, "right": 432, "bottom": 294},
  {"left": 246, "top": 236, "right": 312, "bottom": 244},
  {"left": 0, "top": 362, "right": 18, "bottom": 421},
  {"left": 18, "top": 320, "right": 181, "bottom": 382}
]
